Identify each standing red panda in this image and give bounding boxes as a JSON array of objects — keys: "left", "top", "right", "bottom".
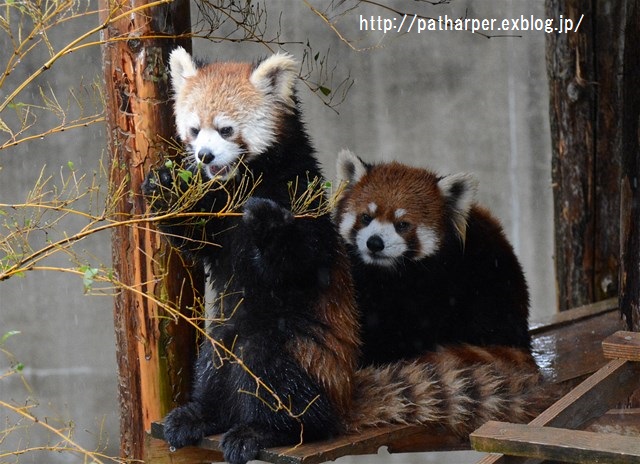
[
  {"left": 143, "top": 49, "right": 360, "bottom": 464},
  {"left": 335, "top": 149, "right": 532, "bottom": 366},
  {"left": 142, "top": 51, "right": 543, "bottom": 464}
]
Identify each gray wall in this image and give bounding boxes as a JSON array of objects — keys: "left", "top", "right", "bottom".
[{"left": 0, "top": 1, "right": 554, "bottom": 462}]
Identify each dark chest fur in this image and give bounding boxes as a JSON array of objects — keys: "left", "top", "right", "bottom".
[
  {"left": 147, "top": 115, "right": 352, "bottom": 457},
  {"left": 353, "top": 207, "right": 531, "bottom": 366}
]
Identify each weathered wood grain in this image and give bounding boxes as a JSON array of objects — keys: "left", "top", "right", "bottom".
[
  {"left": 101, "top": 2, "right": 197, "bottom": 460},
  {"left": 619, "top": 0, "right": 640, "bottom": 331},
  {"left": 471, "top": 421, "right": 640, "bottom": 464},
  {"left": 546, "top": 0, "right": 597, "bottom": 311},
  {"left": 472, "top": 352, "right": 640, "bottom": 464},
  {"left": 584, "top": 408, "right": 640, "bottom": 436},
  {"left": 603, "top": 331, "right": 640, "bottom": 361}
]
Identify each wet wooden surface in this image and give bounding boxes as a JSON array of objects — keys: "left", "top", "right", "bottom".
[
  {"left": 529, "top": 298, "right": 624, "bottom": 384},
  {"left": 584, "top": 408, "right": 640, "bottom": 436},
  {"left": 472, "top": 323, "right": 640, "bottom": 464}
]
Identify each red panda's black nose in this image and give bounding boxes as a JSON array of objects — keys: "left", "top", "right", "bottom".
[
  {"left": 198, "top": 149, "right": 215, "bottom": 165},
  {"left": 366, "top": 235, "right": 385, "bottom": 253}
]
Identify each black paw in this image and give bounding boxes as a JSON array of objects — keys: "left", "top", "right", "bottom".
[
  {"left": 243, "top": 197, "right": 294, "bottom": 244},
  {"left": 142, "top": 167, "right": 177, "bottom": 212},
  {"left": 143, "top": 166, "right": 174, "bottom": 193},
  {"left": 163, "top": 403, "right": 217, "bottom": 450},
  {"left": 220, "top": 424, "right": 262, "bottom": 464}
]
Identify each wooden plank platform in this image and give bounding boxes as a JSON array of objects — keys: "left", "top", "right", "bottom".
[
  {"left": 603, "top": 331, "right": 640, "bottom": 361},
  {"left": 149, "top": 298, "right": 626, "bottom": 463},
  {"left": 471, "top": 329, "right": 640, "bottom": 464},
  {"left": 584, "top": 408, "right": 640, "bottom": 436},
  {"left": 151, "top": 422, "right": 466, "bottom": 464},
  {"left": 471, "top": 421, "right": 640, "bottom": 464},
  {"left": 529, "top": 298, "right": 622, "bottom": 384}
]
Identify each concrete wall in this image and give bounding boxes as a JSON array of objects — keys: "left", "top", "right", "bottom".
[{"left": 0, "top": 1, "right": 554, "bottom": 462}]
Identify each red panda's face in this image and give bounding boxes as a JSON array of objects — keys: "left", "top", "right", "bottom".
[
  {"left": 338, "top": 163, "right": 446, "bottom": 267},
  {"left": 169, "top": 48, "right": 298, "bottom": 180},
  {"left": 336, "top": 150, "right": 478, "bottom": 269}
]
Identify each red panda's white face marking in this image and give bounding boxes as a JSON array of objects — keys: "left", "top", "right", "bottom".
[
  {"left": 168, "top": 47, "right": 298, "bottom": 180},
  {"left": 336, "top": 149, "right": 477, "bottom": 269},
  {"left": 186, "top": 114, "right": 245, "bottom": 178},
  {"left": 354, "top": 203, "right": 412, "bottom": 265},
  {"left": 349, "top": 200, "right": 440, "bottom": 267}
]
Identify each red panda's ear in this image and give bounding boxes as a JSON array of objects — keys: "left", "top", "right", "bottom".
[
  {"left": 337, "top": 149, "right": 368, "bottom": 187},
  {"left": 169, "top": 47, "right": 197, "bottom": 95},
  {"left": 250, "top": 53, "right": 298, "bottom": 108},
  {"left": 438, "top": 173, "right": 478, "bottom": 242}
]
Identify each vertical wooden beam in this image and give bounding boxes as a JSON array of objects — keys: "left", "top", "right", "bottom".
[
  {"left": 546, "top": 0, "right": 627, "bottom": 311},
  {"left": 546, "top": 0, "right": 596, "bottom": 311},
  {"left": 619, "top": 0, "right": 640, "bottom": 331},
  {"left": 592, "top": 1, "right": 625, "bottom": 302},
  {"left": 100, "top": 0, "right": 196, "bottom": 460}
]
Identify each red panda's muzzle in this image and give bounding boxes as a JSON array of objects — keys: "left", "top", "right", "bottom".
[{"left": 366, "top": 234, "right": 385, "bottom": 253}]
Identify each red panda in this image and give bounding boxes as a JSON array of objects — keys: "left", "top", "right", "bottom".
[
  {"left": 142, "top": 51, "right": 543, "bottom": 464},
  {"left": 143, "top": 49, "right": 360, "bottom": 464},
  {"left": 335, "top": 149, "right": 532, "bottom": 366}
]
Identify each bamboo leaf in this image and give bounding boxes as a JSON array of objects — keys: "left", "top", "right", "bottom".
[{"left": 1, "top": 330, "right": 21, "bottom": 345}]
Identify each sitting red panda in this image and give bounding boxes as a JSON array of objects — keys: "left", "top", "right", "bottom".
[
  {"left": 142, "top": 51, "right": 543, "bottom": 464},
  {"left": 335, "top": 149, "right": 532, "bottom": 366}
]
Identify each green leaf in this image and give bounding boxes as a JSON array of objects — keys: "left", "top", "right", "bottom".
[
  {"left": 164, "top": 159, "right": 174, "bottom": 169},
  {"left": 81, "top": 266, "right": 99, "bottom": 291},
  {"left": 15, "top": 362, "right": 24, "bottom": 372},
  {"left": 67, "top": 161, "right": 75, "bottom": 171},
  {"left": 177, "top": 169, "right": 192, "bottom": 183},
  {"left": 1, "top": 330, "right": 21, "bottom": 345},
  {"left": 319, "top": 86, "right": 331, "bottom": 96}
]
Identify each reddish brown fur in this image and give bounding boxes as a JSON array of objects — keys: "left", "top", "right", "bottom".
[
  {"left": 177, "top": 63, "right": 257, "bottom": 122},
  {"left": 347, "top": 345, "right": 546, "bottom": 435},
  {"left": 176, "top": 61, "right": 291, "bottom": 148},
  {"left": 288, "top": 248, "right": 360, "bottom": 419},
  {"left": 418, "top": 344, "right": 538, "bottom": 370}
]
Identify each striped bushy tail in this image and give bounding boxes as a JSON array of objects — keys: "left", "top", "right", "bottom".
[{"left": 346, "top": 345, "right": 547, "bottom": 436}]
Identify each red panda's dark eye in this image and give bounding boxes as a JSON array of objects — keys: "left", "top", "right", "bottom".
[
  {"left": 360, "top": 213, "right": 373, "bottom": 226},
  {"left": 395, "top": 221, "right": 410, "bottom": 233},
  {"left": 190, "top": 127, "right": 200, "bottom": 137},
  {"left": 219, "top": 126, "right": 234, "bottom": 139}
]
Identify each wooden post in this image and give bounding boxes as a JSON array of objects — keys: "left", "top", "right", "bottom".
[
  {"left": 546, "top": 0, "right": 626, "bottom": 311},
  {"left": 100, "top": 0, "right": 198, "bottom": 460},
  {"left": 619, "top": 0, "right": 640, "bottom": 331},
  {"left": 592, "top": 1, "right": 627, "bottom": 304}
]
